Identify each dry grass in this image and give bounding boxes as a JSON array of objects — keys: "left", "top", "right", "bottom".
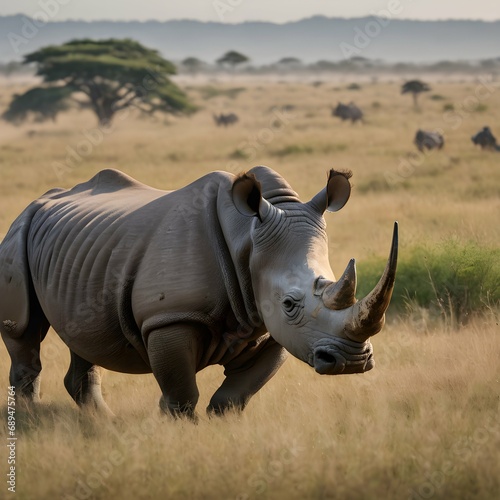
[
  {"left": 1, "top": 76, "right": 499, "bottom": 499},
  {"left": 1, "top": 321, "right": 499, "bottom": 499}
]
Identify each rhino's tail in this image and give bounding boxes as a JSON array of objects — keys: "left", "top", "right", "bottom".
[{"left": 0, "top": 200, "right": 42, "bottom": 338}]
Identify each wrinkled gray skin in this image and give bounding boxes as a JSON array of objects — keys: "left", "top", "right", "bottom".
[
  {"left": 414, "top": 129, "right": 444, "bottom": 152},
  {"left": 0, "top": 166, "right": 397, "bottom": 419},
  {"left": 332, "top": 102, "right": 364, "bottom": 123}
]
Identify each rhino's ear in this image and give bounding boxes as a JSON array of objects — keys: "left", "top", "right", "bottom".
[
  {"left": 232, "top": 173, "right": 271, "bottom": 221},
  {"left": 307, "top": 169, "right": 352, "bottom": 214}
]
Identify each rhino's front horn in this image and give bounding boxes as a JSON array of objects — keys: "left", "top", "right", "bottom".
[
  {"left": 344, "top": 222, "right": 399, "bottom": 342},
  {"left": 322, "top": 259, "right": 357, "bottom": 310}
]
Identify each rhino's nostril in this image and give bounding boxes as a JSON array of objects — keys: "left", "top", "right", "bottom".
[{"left": 316, "top": 350, "right": 336, "bottom": 364}]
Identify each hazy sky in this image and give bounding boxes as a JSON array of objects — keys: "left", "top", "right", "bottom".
[{"left": 2, "top": 0, "right": 500, "bottom": 23}]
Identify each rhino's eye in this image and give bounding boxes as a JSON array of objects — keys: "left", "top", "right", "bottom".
[{"left": 281, "top": 294, "right": 304, "bottom": 324}]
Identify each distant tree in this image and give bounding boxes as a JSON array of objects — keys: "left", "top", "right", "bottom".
[
  {"left": 181, "top": 57, "right": 205, "bottom": 73},
  {"left": 277, "top": 57, "right": 302, "bottom": 65},
  {"left": 310, "top": 60, "right": 337, "bottom": 71},
  {"left": 350, "top": 56, "right": 369, "bottom": 63},
  {"left": 4, "top": 61, "right": 23, "bottom": 76},
  {"left": 2, "top": 38, "right": 195, "bottom": 126},
  {"left": 401, "top": 79, "right": 431, "bottom": 109},
  {"left": 216, "top": 50, "right": 249, "bottom": 69}
]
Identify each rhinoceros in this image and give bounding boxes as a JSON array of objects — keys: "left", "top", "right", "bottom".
[
  {"left": 471, "top": 126, "right": 499, "bottom": 151},
  {"left": 414, "top": 129, "right": 444, "bottom": 152},
  {"left": 331, "top": 102, "right": 364, "bottom": 123},
  {"left": 0, "top": 166, "right": 398, "bottom": 419},
  {"left": 213, "top": 112, "right": 239, "bottom": 127}
]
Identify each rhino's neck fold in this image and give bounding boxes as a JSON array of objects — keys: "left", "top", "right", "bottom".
[{"left": 215, "top": 182, "right": 263, "bottom": 334}]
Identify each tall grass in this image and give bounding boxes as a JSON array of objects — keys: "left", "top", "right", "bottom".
[{"left": 1, "top": 321, "right": 499, "bottom": 499}]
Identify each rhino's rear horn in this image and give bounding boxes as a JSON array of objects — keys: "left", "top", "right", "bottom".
[
  {"left": 345, "top": 222, "right": 399, "bottom": 342},
  {"left": 322, "top": 259, "right": 357, "bottom": 310}
]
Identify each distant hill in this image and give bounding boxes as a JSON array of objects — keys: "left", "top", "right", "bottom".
[{"left": 0, "top": 15, "right": 499, "bottom": 65}]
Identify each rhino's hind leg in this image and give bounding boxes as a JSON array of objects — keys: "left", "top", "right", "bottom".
[
  {"left": 146, "top": 324, "right": 201, "bottom": 420},
  {"left": 1, "top": 312, "right": 49, "bottom": 403},
  {"left": 64, "top": 351, "right": 114, "bottom": 416}
]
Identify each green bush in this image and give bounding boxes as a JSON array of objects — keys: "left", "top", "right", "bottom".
[
  {"left": 473, "top": 103, "right": 488, "bottom": 113},
  {"left": 197, "top": 86, "right": 246, "bottom": 100},
  {"left": 356, "top": 239, "right": 500, "bottom": 325},
  {"left": 357, "top": 177, "right": 409, "bottom": 193},
  {"left": 272, "top": 144, "right": 314, "bottom": 156},
  {"left": 229, "top": 148, "right": 251, "bottom": 160},
  {"left": 347, "top": 83, "right": 361, "bottom": 90}
]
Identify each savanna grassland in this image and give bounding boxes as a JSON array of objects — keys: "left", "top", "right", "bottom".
[{"left": 0, "top": 74, "right": 499, "bottom": 500}]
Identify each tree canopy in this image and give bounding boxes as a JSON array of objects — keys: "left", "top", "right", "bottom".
[
  {"left": 2, "top": 38, "right": 195, "bottom": 125},
  {"left": 275, "top": 57, "right": 303, "bottom": 70},
  {"left": 277, "top": 57, "right": 302, "bottom": 65},
  {"left": 181, "top": 57, "right": 205, "bottom": 72},
  {"left": 216, "top": 50, "right": 249, "bottom": 68},
  {"left": 401, "top": 79, "right": 431, "bottom": 109}
]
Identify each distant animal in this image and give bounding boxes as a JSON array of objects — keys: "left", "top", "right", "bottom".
[
  {"left": 331, "top": 102, "right": 364, "bottom": 123},
  {"left": 471, "top": 126, "right": 500, "bottom": 150},
  {"left": 414, "top": 130, "right": 444, "bottom": 152},
  {"left": 0, "top": 167, "right": 398, "bottom": 420},
  {"left": 213, "top": 112, "right": 239, "bottom": 127}
]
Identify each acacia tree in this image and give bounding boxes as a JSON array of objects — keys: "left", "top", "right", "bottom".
[
  {"left": 277, "top": 57, "right": 302, "bottom": 65},
  {"left": 2, "top": 38, "right": 195, "bottom": 126},
  {"left": 216, "top": 50, "right": 249, "bottom": 69},
  {"left": 181, "top": 57, "right": 205, "bottom": 74},
  {"left": 401, "top": 79, "right": 431, "bottom": 109}
]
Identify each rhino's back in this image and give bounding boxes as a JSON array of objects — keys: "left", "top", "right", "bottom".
[
  {"left": 14, "top": 171, "right": 165, "bottom": 367},
  {"left": 0, "top": 170, "right": 156, "bottom": 339},
  {"left": 28, "top": 169, "right": 166, "bottom": 306},
  {"left": 28, "top": 169, "right": 240, "bottom": 366}
]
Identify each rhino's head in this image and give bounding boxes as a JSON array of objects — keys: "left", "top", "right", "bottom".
[{"left": 232, "top": 167, "right": 398, "bottom": 375}]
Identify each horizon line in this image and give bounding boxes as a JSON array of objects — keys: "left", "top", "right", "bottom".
[{"left": 2, "top": 13, "right": 500, "bottom": 24}]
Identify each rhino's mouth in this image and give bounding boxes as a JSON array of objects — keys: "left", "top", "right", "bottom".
[{"left": 311, "top": 338, "right": 374, "bottom": 375}]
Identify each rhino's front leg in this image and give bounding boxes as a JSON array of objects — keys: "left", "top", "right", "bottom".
[
  {"left": 146, "top": 324, "right": 202, "bottom": 420},
  {"left": 207, "top": 336, "right": 288, "bottom": 416}
]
